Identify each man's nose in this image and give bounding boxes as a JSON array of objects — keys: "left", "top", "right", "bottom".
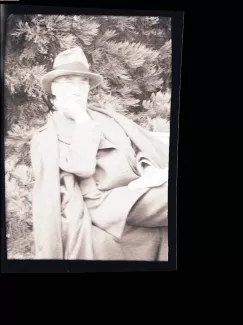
[
  {"left": 74, "top": 81, "right": 85, "bottom": 92},
  {"left": 72, "top": 85, "right": 81, "bottom": 94}
]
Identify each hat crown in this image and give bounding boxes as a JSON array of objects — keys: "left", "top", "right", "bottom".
[
  {"left": 41, "top": 46, "right": 103, "bottom": 92},
  {"left": 53, "top": 47, "right": 90, "bottom": 70}
]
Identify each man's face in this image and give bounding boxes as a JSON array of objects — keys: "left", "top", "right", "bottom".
[{"left": 51, "top": 75, "right": 90, "bottom": 112}]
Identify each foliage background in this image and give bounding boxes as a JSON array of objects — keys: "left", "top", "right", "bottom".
[{"left": 4, "top": 14, "right": 172, "bottom": 259}]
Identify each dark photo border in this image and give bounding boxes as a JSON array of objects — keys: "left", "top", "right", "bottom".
[{"left": 1, "top": 4, "right": 184, "bottom": 273}]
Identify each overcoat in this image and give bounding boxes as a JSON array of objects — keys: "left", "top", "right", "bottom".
[{"left": 30, "top": 105, "right": 169, "bottom": 260}]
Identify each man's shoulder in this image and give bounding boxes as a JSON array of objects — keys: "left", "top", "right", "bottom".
[{"left": 88, "top": 104, "right": 140, "bottom": 131}]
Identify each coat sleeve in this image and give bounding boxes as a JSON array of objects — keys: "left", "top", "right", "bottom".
[
  {"left": 30, "top": 133, "right": 43, "bottom": 183},
  {"left": 59, "top": 120, "right": 102, "bottom": 178},
  {"left": 30, "top": 131, "right": 64, "bottom": 259},
  {"left": 110, "top": 110, "right": 168, "bottom": 168}
]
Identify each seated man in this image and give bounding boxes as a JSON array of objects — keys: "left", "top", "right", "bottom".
[{"left": 31, "top": 47, "right": 169, "bottom": 261}]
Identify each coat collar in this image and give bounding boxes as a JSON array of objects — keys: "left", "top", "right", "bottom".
[
  {"left": 88, "top": 106, "right": 163, "bottom": 167},
  {"left": 37, "top": 105, "right": 163, "bottom": 168}
]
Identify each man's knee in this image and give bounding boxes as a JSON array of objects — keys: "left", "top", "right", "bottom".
[{"left": 127, "top": 182, "right": 168, "bottom": 227}]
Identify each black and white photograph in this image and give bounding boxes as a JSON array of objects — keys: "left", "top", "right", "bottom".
[{"left": 2, "top": 6, "right": 183, "bottom": 269}]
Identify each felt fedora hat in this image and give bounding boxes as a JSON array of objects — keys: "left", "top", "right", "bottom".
[{"left": 41, "top": 47, "right": 103, "bottom": 93}]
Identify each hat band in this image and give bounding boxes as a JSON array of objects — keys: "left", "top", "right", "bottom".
[{"left": 53, "top": 61, "right": 90, "bottom": 73}]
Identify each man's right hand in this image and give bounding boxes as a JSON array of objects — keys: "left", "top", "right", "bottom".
[{"left": 63, "top": 101, "right": 89, "bottom": 123}]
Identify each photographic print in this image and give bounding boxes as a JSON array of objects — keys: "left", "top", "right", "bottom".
[{"left": 2, "top": 6, "right": 183, "bottom": 270}]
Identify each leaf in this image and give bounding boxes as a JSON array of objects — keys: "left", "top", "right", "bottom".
[
  {"left": 142, "top": 90, "right": 171, "bottom": 119},
  {"left": 147, "top": 116, "right": 170, "bottom": 132},
  {"left": 106, "top": 41, "right": 160, "bottom": 69},
  {"left": 7, "top": 123, "right": 33, "bottom": 138},
  {"left": 5, "top": 178, "right": 19, "bottom": 199},
  {"left": 95, "top": 29, "right": 118, "bottom": 47},
  {"left": 122, "top": 97, "right": 140, "bottom": 107},
  {"left": 19, "top": 46, "right": 37, "bottom": 61},
  {"left": 115, "top": 16, "right": 138, "bottom": 32},
  {"left": 143, "top": 16, "right": 160, "bottom": 26},
  {"left": 116, "top": 85, "right": 132, "bottom": 97},
  {"left": 5, "top": 157, "right": 18, "bottom": 172},
  {"left": 57, "top": 33, "right": 77, "bottom": 49},
  {"left": 75, "top": 20, "right": 100, "bottom": 45},
  {"left": 14, "top": 165, "right": 32, "bottom": 185},
  {"left": 159, "top": 40, "right": 172, "bottom": 61},
  {"left": 144, "top": 76, "right": 164, "bottom": 92},
  {"left": 91, "top": 48, "right": 104, "bottom": 64}
]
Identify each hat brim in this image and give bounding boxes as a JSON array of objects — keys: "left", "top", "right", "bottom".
[{"left": 41, "top": 69, "right": 103, "bottom": 93}]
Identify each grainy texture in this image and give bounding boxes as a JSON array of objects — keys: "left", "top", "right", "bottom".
[{"left": 4, "top": 15, "right": 171, "bottom": 259}]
